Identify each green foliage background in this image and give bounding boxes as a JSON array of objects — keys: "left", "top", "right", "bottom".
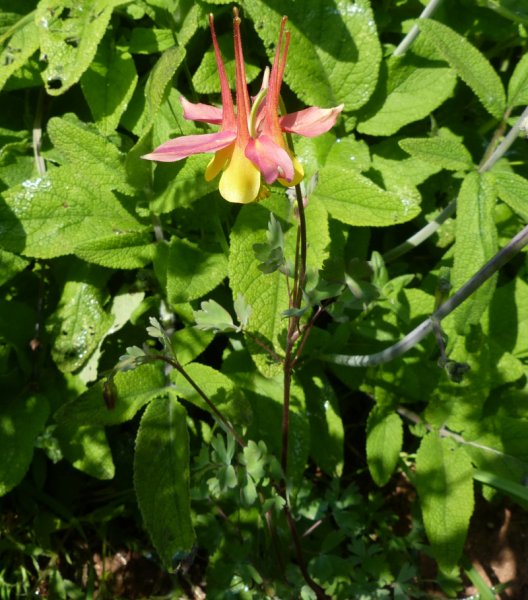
[{"left": 1, "top": 0, "right": 528, "bottom": 598}]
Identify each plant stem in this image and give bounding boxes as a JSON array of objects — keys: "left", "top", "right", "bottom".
[
  {"left": 322, "top": 222, "right": 528, "bottom": 367},
  {"left": 155, "top": 355, "right": 246, "bottom": 448},
  {"left": 382, "top": 199, "right": 456, "bottom": 263},
  {"left": 393, "top": 0, "right": 445, "bottom": 57}
]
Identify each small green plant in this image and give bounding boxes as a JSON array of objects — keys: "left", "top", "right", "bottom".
[{"left": 1, "top": 0, "right": 528, "bottom": 598}]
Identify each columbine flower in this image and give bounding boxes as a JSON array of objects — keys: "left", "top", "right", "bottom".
[{"left": 142, "top": 9, "right": 343, "bottom": 204}]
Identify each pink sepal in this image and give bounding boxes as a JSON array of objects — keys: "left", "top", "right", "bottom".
[
  {"left": 245, "top": 135, "right": 294, "bottom": 184},
  {"left": 280, "top": 104, "right": 344, "bottom": 137},
  {"left": 142, "top": 131, "right": 236, "bottom": 162},
  {"left": 180, "top": 96, "right": 223, "bottom": 124}
]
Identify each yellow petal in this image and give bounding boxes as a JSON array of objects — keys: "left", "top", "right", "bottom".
[
  {"left": 219, "top": 144, "right": 261, "bottom": 203},
  {"left": 205, "top": 144, "right": 233, "bottom": 181},
  {"left": 278, "top": 150, "right": 304, "bottom": 187}
]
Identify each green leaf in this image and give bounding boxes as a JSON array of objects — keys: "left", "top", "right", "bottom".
[
  {"left": 0, "top": 249, "right": 29, "bottom": 286},
  {"left": 36, "top": 0, "right": 126, "bottom": 95},
  {"left": 128, "top": 28, "right": 176, "bottom": 54},
  {"left": 74, "top": 231, "right": 155, "bottom": 269},
  {"left": 366, "top": 407, "right": 403, "bottom": 487},
  {"left": 0, "top": 14, "right": 39, "bottom": 92},
  {"left": 171, "top": 327, "right": 214, "bottom": 366},
  {"left": 144, "top": 45, "right": 186, "bottom": 130},
  {"left": 493, "top": 169, "right": 528, "bottom": 221},
  {"left": 155, "top": 237, "right": 227, "bottom": 306},
  {"left": 229, "top": 204, "right": 287, "bottom": 377},
  {"left": 48, "top": 115, "right": 133, "bottom": 195},
  {"left": 301, "top": 372, "right": 344, "bottom": 476},
  {"left": 54, "top": 363, "right": 166, "bottom": 427},
  {"left": 243, "top": 0, "right": 381, "bottom": 110},
  {"left": 0, "top": 394, "right": 50, "bottom": 496},
  {"left": 357, "top": 54, "right": 456, "bottom": 136},
  {"left": 171, "top": 363, "right": 252, "bottom": 426},
  {"left": 507, "top": 52, "right": 528, "bottom": 107},
  {"left": 193, "top": 299, "right": 237, "bottom": 333},
  {"left": 224, "top": 350, "right": 310, "bottom": 482},
  {"left": 417, "top": 19, "right": 506, "bottom": 119},
  {"left": 134, "top": 396, "right": 195, "bottom": 568},
  {"left": 1, "top": 169, "right": 145, "bottom": 259},
  {"left": 312, "top": 165, "right": 420, "bottom": 227},
  {"left": 55, "top": 423, "right": 114, "bottom": 480},
  {"left": 490, "top": 277, "right": 528, "bottom": 360},
  {"left": 399, "top": 135, "right": 474, "bottom": 172},
  {"left": 192, "top": 33, "right": 261, "bottom": 94},
  {"left": 452, "top": 171, "right": 498, "bottom": 334},
  {"left": 81, "top": 38, "right": 138, "bottom": 136},
  {"left": 47, "top": 268, "right": 113, "bottom": 373},
  {"left": 415, "top": 433, "right": 474, "bottom": 571},
  {"left": 150, "top": 155, "right": 218, "bottom": 213}
]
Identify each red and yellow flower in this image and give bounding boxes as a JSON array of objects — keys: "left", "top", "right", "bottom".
[{"left": 142, "top": 9, "right": 344, "bottom": 204}]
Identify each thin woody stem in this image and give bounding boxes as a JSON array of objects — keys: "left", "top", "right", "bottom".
[
  {"left": 154, "top": 354, "right": 246, "bottom": 448},
  {"left": 322, "top": 222, "right": 528, "bottom": 367}
]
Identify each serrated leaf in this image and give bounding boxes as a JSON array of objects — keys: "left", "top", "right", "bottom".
[
  {"left": 193, "top": 299, "right": 237, "bottom": 333},
  {"left": 47, "top": 271, "right": 113, "bottom": 373},
  {"left": 233, "top": 293, "right": 252, "bottom": 329},
  {"left": 507, "top": 52, "right": 528, "bottom": 107},
  {"left": 81, "top": 38, "right": 138, "bottom": 136},
  {"left": 312, "top": 165, "right": 420, "bottom": 226},
  {"left": 0, "top": 394, "right": 50, "bottom": 496},
  {"left": 54, "top": 363, "right": 166, "bottom": 426},
  {"left": 156, "top": 237, "right": 227, "bottom": 306},
  {"left": 452, "top": 171, "right": 497, "bottom": 334},
  {"left": 0, "top": 170, "right": 145, "bottom": 259},
  {"left": 229, "top": 204, "right": 287, "bottom": 377},
  {"left": 399, "top": 136, "right": 474, "bottom": 172},
  {"left": 366, "top": 407, "right": 403, "bottom": 486},
  {"left": 74, "top": 231, "right": 155, "bottom": 269},
  {"left": 417, "top": 18, "right": 506, "bottom": 119},
  {"left": 171, "top": 363, "right": 252, "bottom": 426},
  {"left": 0, "top": 249, "right": 29, "bottom": 286},
  {"left": 243, "top": 0, "right": 381, "bottom": 110},
  {"left": 151, "top": 154, "right": 218, "bottom": 213},
  {"left": 134, "top": 396, "right": 195, "bottom": 568},
  {"left": 192, "top": 32, "right": 260, "bottom": 94},
  {"left": 128, "top": 28, "right": 175, "bottom": 54},
  {"left": 36, "top": 0, "right": 125, "bottom": 95},
  {"left": 493, "top": 169, "right": 528, "bottom": 221},
  {"left": 48, "top": 115, "right": 133, "bottom": 195},
  {"left": 357, "top": 54, "right": 456, "bottom": 136},
  {"left": 56, "top": 423, "right": 114, "bottom": 480},
  {"left": 171, "top": 327, "right": 214, "bottom": 366},
  {"left": 0, "top": 14, "right": 39, "bottom": 92},
  {"left": 144, "top": 45, "right": 186, "bottom": 130},
  {"left": 416, "top": 434, "right": 474, "bottom": 571}
]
